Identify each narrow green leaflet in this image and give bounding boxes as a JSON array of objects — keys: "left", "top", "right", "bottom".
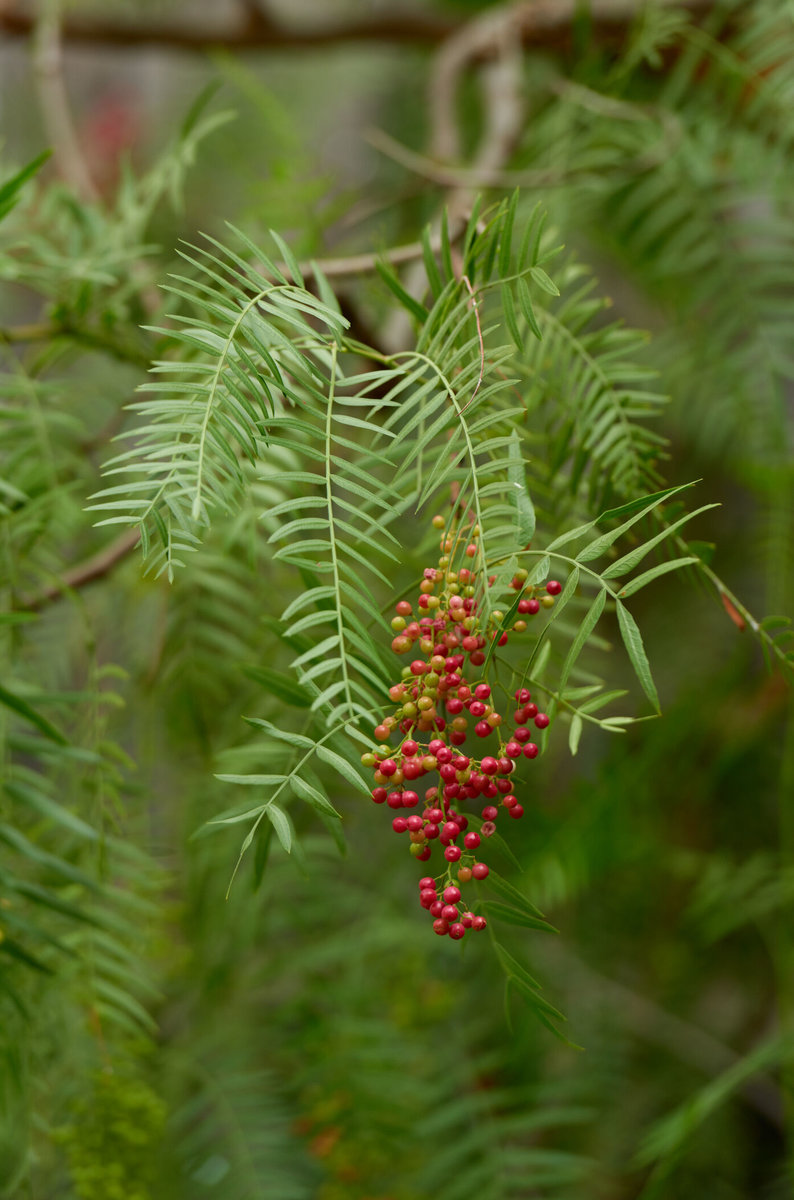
[
  {"left": 617, "top": 556, "right": 700, "bottom": 598},
  {"left": 266, "top": 804, "right": 292, "bottom": 853},
  {"left": 242, "top": 717, "right": 314, "bottom": 750},
  {"left": 316, "top": 744, "right": 370, "bottom": 795},
  {"left": 482, "top": 901, "right": 558, "bottom": 933},
  {"left": 568, "top": 714, "right": 583, "bottom": 756},
  {"left": 290, "top": 775, "right": 341, "bottom": 819},
  {"left": 577, "top": 482, "right": 695, "bottom": 564},
  {"left": 0, "top": 684, "right": 68, "bottom": 745},
  {"left": 616, "top": 600, "right": 660, "bottom": 712},
  {"left": 506, "top": 430, "right": 536, "bottom": 544},
  {"left": 602, "top": 505, "right": 718, "bottom": 579},
  {"left": 487, "top": 870, "right": 549, "bottom": 921},
  {"left": 241, "top": 666, "right": 312, "bottom": 707},
  {"left": 559, "top": 587, "right": 607, "bottom": 693},
  {"left": 0, "top": 149, "right": 51, "bottom": 222}
]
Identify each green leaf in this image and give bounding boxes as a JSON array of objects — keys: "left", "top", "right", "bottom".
[
  {"left": 618, "top": 556, "right": 700, "bottom": 598},
  {"left": 568, "top": 714, "right": 583, "bottom": 756},
  {"left": 0, "top": 150, "right": 51, "bottom": 222},
  {"left": 602, "top": 506, "right": 719, "bottom": 579},
  {"left": 481, "top": 901, "right": 558, "bottom": 933},
  {"left": 616, "top": 600, "right": 660, "bottom": 712},
  {"left": 242, "top": 717, "right": 314, "bottom": 749},
  {"left": 577, "top": 482, "right": 695, "bottom": 563},
  {"left": 316, "top": 745, "right": 370, "bottom": 795},
  {"left": 266, "top": 804, "right": 292, "bottom": 853},
  {"left": 559, "top": 587, "right": 607, "bottom": 692},
  {"left": 506, "top": 430, "right": 535, "bottom": 544},
  {"left": 530, "top": 265, "right": 560, "bottom": 296},
  {"left": 375, "top": 260, "right": 428, "bottom": 322},
  {"left": 0, "top": 684, "right": 68, "bottom": 744},
  {"left": 487, "top": 871, "right": 549, "bottom": 921},
  {"left": 290, "top": 775, "right": 341, "bottom": 819},
  {"left": 241, "top": 665, "right": 313, "bottom": 707}
]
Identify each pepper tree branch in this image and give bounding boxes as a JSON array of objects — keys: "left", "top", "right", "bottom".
[{"left": 0, "top": 0, "right": 717, "bottom": 55}]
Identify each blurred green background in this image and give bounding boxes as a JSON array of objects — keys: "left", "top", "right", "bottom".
[{"left": 1, "top": 1, "right": 793, "bottom": 1197}]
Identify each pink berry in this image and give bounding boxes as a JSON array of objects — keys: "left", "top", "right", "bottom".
[
  {"left": 481, "top": 805, "right": 498, "bottom": 820},
  {"left": 534, "top": 713, "right": 550, "bottom": 729},
  {"left": 430, "top": 900, "right": 444, "bottom": 917},
  {"left": 392, "top": 817, "right": 408, "bottom": 833},
  {"left": 464, "top": 831, "right": 481, "bottom": 849},
  {"left": 448, "top": 923, "right": 466, "bottom": 940},
  {"left": 441, "top": 904, "right": 458, "bottom": 922},
  {"left": 419, "top": 876, "right": 435, "bottom": 890},
  {"left": 524, "top": 743, "right": 539, "bottom": 759},
  {"left": 420, "top": 889, "right": 436, "bottom": 909},
  {"left": 480, "top": 757, "right": 498, "bottom": 775},
  {"left": 407, "top": 815, "right": 424, "bottom": 831},
  {"left": 472, "top": 862, "right": 489, "bottom": 879},
  {"left": 372, "top": 788, "right": 387, "bottom": 804},
  {"left": 445, "top": 845, "right": 462, "bottom": 862},
  {"left": 443, "top": 885, "right": 461, "bottom": 904}
]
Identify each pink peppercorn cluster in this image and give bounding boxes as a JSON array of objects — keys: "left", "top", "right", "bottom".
[{"left": 361, "top": 516, "right": 558, "bottom": 939}]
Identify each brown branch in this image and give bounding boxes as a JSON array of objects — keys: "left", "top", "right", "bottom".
[
  {"left": 20, "top": 528, "right": 141, "bottom": 612},
  {"left": 31, "top": 0, "right": 98, "bottom": 202},
  {"left": 0, "top": 0, "right": 717, "bottom": 56}
]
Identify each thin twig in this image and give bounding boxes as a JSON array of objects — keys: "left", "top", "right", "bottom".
[{"left": 20, "top": 528, "right": 141, "bottom": 612}]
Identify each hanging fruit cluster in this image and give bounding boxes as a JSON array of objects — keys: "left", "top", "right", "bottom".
[{"left": 361, "top": 516, "right": 560, "bottom": 938}]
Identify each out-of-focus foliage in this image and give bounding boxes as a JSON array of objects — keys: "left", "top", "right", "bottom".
[{"left": 1, "top": 1, "right": 793, "bottom": 1197}]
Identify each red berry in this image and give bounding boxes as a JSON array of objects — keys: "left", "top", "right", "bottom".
[
  {"left": 443, "top": 885, "right": 461, "bottom": 904},
  {"left": 420, "top": 889, "right": 436, "bottom": 909},
  {"left": 474, "top": 683, "right": 491, "bottom": 700},
  {"left": 441, "top": 904, "right": 458, "bottom": 922},
  {"left": 392, "top": 817, "right": 408, "bottom": 833},
  {"left": 524, "top": 743, "right": 539, "bottom": 759},
  {"left": 433, "top": 919, "right": 449, "bottom": 935},
  {"left": 513, "top": 726, "right": 531, "bottom": 743},
  {"left": 509, "top": 804, "right": 524, "bottom": 819},
  {"left": 504, "top": 741, "right": 522, "bottom": 758},
  {"left": 546, "top": 580, "right": 562, "bottom": 595},
  {"left": 402, "top": 739, "right": 419, "bottom": 757},
  {"left": 407, "top": 815, "right": 424, "bottom": 831},
  {"left": 416, "top": 846, "right": 432, "bottom": 860},
  {"left": 472, "top": 862, "right": 489, "bottom": 879},
  {"left": 387, "top": 792, "right": 404, "bottom": 809},
  {"left": 380, "top": 759, "right": 397, "bottom": 776},
  {"left": 461, "top": 912, "right": 474, "bottom": 928},
  {"left": 534, "top": 713, "right": 550, "bottom": 729},
  {"left": 469, "top": 700, "right": 486, "bottom": 718},
  {"left": 524, "top": 703, "right": 538, "bottom": 719},
  {"left": 445, "top": 845, "right": 462, "bottom": 862},
  {"left": 441, "top": 821, "right": 461, "bottom": 842},
  {"left": 401, "top": 790, "right": 420, "bottom": 807},
  {"left": 424, "top": 823, "right": 439, "bottom": 839},
  {"left": 410, "top": 660, "right": 427, "bottom": 676},
  {"left": 448, "top": 923, "right": 466, "bottom": 940},
  {"left": 464, "top": 831, "right": 481, "bottom": 850},
  {"left": 371, "top": 788, "right": 387, "bottom": 804},
  {"left": 418, "top": 876, "right": 435, "bottom": 890},
  {"left": 430, "top": 900, "right": 444, "bottom": 917},
  {"left": 470, "top": 651, "right": 485, "bottom": 666},
  {"left": 526, "top": 599, "right": 540, "bottom": 614},
  {"left": 472, "top": 915, "right": 487, "bottom": 931},
  {"left": 481, "top": 805, "right": 498, "bottom": 820}
]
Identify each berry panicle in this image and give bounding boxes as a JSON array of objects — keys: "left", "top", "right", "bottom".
[{"left": 363, "top": 515, "right": 559, "bottom": 938}]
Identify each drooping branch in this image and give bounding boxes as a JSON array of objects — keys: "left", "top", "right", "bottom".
[{"left": 0, "top": 0, "right": 717, "bottom": 56}]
